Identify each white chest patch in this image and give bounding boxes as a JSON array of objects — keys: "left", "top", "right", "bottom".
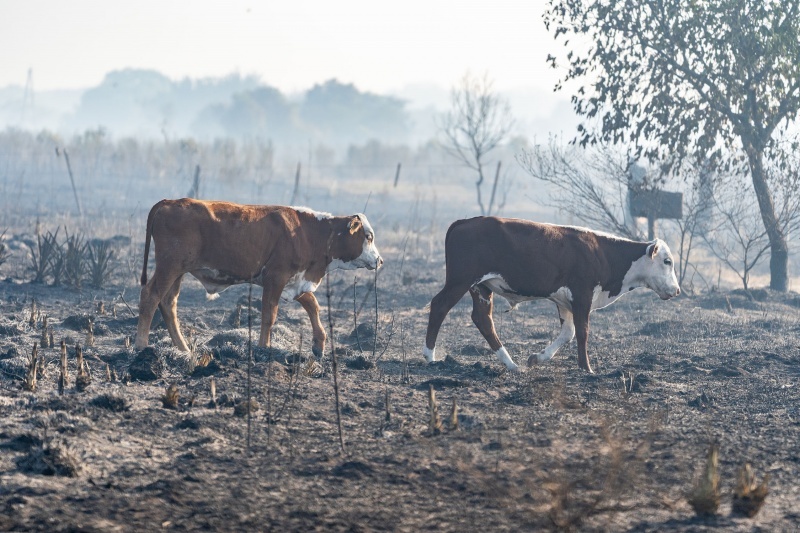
[
  {"left": 590, "top": 285, "right": 619, "bottom": 310},
  {"left": 282, "top": 270, "right": 319, "bottom": 300}
]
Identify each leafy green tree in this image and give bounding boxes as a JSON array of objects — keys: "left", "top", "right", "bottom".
[{"left": 545, "top": 0, "right": 800, "bottom": 291}]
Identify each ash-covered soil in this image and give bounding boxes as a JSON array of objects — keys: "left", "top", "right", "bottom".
[{"left": 1, "top": 256, "right": 800, "bottom": 532}]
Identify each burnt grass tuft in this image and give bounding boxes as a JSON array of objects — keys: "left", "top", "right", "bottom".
[
  {"left": 90, "top": 393, "right": 130, "bottom": 412},
  {"left": 0, "top": 265, "right": 799, "bottom": 531}
]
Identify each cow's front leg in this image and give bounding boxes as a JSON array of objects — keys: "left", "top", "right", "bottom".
[
  {"left": 258, "top": 281, "right": 283, "bottom": 348},
  {"left": 572, "top": 304, "right": 593, "bottom": 373},
  {"left": 295, "top": 291, "right": 326, "bottom": 358},
  {"left": 528, "top": 306, "right": 575, "bottom": 366}
]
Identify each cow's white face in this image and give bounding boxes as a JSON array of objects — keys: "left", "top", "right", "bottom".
[
  {"left": 626, "top": 239, "right": 681, "bottom": 300},
  {"left": 328, "top": 214, "right": 383, "bottom": 271},
  {"left": 352, "top": 213, "right": 383, "bottom": 269}
]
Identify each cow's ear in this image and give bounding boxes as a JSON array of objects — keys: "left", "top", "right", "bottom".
[
  {"left": 348, "top": 215, "right": 362, "bottom": 235},
  {"left": 646, "top": 242, "right": 659, "bottom": 259}
]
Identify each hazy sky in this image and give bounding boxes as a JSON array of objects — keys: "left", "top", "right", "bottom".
[{"left": 1, "top": 0, "right": 557, "bottom": 95}]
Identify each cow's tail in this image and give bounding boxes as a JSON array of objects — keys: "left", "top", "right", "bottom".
[{"left": 140, "top": 200, "right": 167, "bottom": 286}]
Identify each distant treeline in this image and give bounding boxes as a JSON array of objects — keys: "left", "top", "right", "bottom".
[{"left": 7, "top": 69, "right": 411, "bottom": 148}]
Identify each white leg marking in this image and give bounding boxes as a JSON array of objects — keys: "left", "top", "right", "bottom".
[
  {"left": 495, "top": 346, "right": 520, "bottom": 372},
  {"left": 423, "top": 345, "right": 436, "bottom": 363},
  {"left": 530, "top": 308, "right": 575, "bottom": 365}
]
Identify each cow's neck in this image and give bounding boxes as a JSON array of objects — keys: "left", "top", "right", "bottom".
[
  {"left": 321, "top": 217, "right": 344, "bottom": 265},
  {"left": 601, "top": 239, "right": 650, "bottom": 297}
]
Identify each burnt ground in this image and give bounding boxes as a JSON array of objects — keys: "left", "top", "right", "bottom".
[{"left": 1, "top": 251, "right": 800, "bottom": 532}]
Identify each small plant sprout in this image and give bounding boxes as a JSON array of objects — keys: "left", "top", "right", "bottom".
[
  {"left": 97, "top": 301, "right": 105, "bottom": 315},
  {"left": 29, "top": 298, "right": 37, "bottom": 328},
  {"left": 449, "top": 397, "right": 459, "bottom": 431},
  {"left": 209, "top": 377, "right": 217, "bottom": 408},
  {"left": 196, "top": 352, "right": 213, "bottom": 368},
  {"left": 85, "top": 320, "right": 94, "bottom": 347},
  {"left": 428, "top": 384, "right": 442, "bottom": 435},
  {"left": 24, "top": 343, "right": 39, "bottom": 392},
  {"left": 40, "top": 315, "right": 49, "bottom": 348},
  {"left": 234, "top": 398, "right": 260, "bottom": 418},
  {"left": 36, "top": 350, "right": 47, "bottom": 379},
  {"left": 162, "top": 384, "right": 180, "bottom": 409},
  {"left": 75, "top": 343, "right": 84, "bottom": 377},
  {"left": 732, "top": 463, "right": 769, "bottom": 518},
  {"left": 60, "top": 340, "right": 69, "bottom": 387},
  {"left": 75, "top": 343, "right": 91, "bottom": 392},
  {"left": 688, "top": 443, "right": 720, "bottom": 516}
]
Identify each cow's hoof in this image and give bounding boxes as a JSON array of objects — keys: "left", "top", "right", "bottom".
[
  {"left": 312, "top": 345, "right": 323, "bottom": 359},
  {"left": 422, "top": 345, "right": 436, "bottom": 363},
  {"left": 506, "top": 362, "right": 521, "bottom": 373},
  {"left": 526, "top": 354, "right": 541, "bottom": 367}
]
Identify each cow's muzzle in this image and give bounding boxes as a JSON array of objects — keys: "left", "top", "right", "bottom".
[{"left": 660, "top": 287, "right": 681, "bottom": 300}]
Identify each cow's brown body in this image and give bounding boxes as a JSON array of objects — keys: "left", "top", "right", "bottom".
[
  {"left": 424, "top": 216, "right": 680, "bottom": 372},
  {"left": 135, "top": 198, "right": 382, "bottom": 356}
]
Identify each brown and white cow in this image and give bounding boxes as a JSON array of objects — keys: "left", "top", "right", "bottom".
[
  {"left": 135, "top": 198, "right": 383, "bottom": 356},
  {"left": 423, "top": 217, "right": 680, "bottom": 373}
]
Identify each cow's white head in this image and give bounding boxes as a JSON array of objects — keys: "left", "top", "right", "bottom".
[
  {"left": 625, "top": 239, "right": 681, "bottom": 300},
  {"left": 329, "top": 213, "right": 383, "bottom": 271}
]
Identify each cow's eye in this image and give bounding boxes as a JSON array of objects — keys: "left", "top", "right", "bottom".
[
  {"left": 366, "top": 234, "right": 373, "bottom": 243},
  {"left": 664, "top": 258, "right": 672, "bottom": 266}
]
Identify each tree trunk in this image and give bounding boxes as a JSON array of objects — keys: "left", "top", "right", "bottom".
[
  {"left": 747, "top": 146, "right": 789, "bottom": 292},
  {"left": 475, "top": 162, "right": 486, "bottom": 215}
]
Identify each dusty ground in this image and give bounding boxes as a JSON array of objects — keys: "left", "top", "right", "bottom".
[{"left": 1, "top": 239, "right": 800, "bottom": 532}]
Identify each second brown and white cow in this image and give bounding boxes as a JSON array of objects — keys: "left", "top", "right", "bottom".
[
  {"left": 135, "top": 198, "right": 383, "bottom": 357},
  {"left": 423, "top": 217, "right": 680, "bottom": 373}
]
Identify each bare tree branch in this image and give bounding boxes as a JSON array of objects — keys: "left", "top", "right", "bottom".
[
  {"left": 439, "top": 72, "right": 514, "bottom": 215},
  {"left": 517, "top": 140, "right": 642, "bottom": 239}
]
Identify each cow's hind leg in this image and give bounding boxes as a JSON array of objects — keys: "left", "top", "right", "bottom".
[
  {"left": 159, "top": 274, "right": 190, "bottom": 352},
  {"left": 295, "top": 292, "right": 326, "bottom": 358},
  {"left": 424, "top": 282, "right": 470, "bottom": 362},
  {"left": 528, "top": 305, "right": 575, "bottom": 367},
  {"left": 258, "top": 276, "right": 287, "bottom": 349},
  {"left": 136, "top": 269, "right": 183, "bottom": 350},
  {"left": 469, "top": 285, "right": 518, "bottom": 371}
]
